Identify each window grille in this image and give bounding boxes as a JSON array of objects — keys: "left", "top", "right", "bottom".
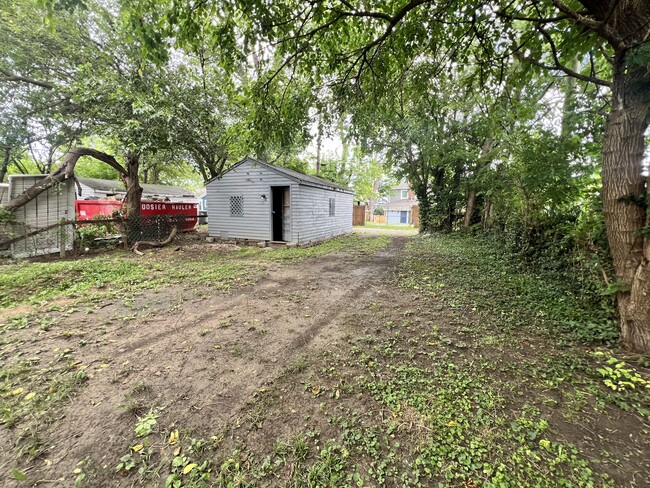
[
  {"left": 230, "top": 195, "right": 244, "bottom": 217},
  {"left": 329, "top": 198, "right": 335, "bottom": 217}
]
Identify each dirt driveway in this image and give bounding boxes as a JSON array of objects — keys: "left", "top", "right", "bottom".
[
  {"left": 2, "top": 232, "right": 647, "bottom": 487},
  {"left": 1, "top": 235, "right": 405, "bottom": 486}
]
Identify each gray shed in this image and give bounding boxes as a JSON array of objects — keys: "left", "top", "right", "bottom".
[{"left": 206, "top": 158, "right": 353, "bottom": 245}]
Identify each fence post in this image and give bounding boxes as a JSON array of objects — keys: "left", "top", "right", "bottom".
[
  {"left": 59, "top": 219, "right": 67, "bottom": 258},
  {"left": 123, "top": 218, "right": 129, "bottom": 250}
]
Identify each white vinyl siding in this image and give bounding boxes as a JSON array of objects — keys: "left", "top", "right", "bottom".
[
  {"left": 8, "top": 175, "right": 75, "bottom": 258},
  {"left": 207, "top": 161, "right": 296, "bottom": 241},
  {"left": 292, "top": 185, "right": 353, "bottom": 244}
]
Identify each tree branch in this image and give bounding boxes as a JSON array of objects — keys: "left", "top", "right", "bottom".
[
  {"left": 551, "top": 0, "right": 622, "bottom": 48},
  {"left": 551, "top": 0, "right": 602, "bottom": 30},
  {"left": 0, "top": 68, "right": 55, "bottom": 89},
  {"left": 2, "top": 147, "right": 126, "bottom": 212},
  {"left": 530, "top": 25, "right": 612, "bottom": 87}
]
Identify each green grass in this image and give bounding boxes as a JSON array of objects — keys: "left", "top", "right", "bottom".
[
  {"left": 239, "top": 234, "right": 391, "bottom": 262},
  {"left": 0, "top": 235, "right": 390, "bottom": 311},
  {"left": 1, "top": 350, "right": 88, "bottom": 457},
  {"left": 358, "top": 222, "right": 417, "bottom": 231},
  {"left": 264, "top": 234, "right": 391, "bottom": 260},
  {"left": 0, "top": 255, "right": 250, "bottom": 311},
  {"left": 194, "top": 233, "right": 644, "bottom": 486},
  {"left": 0, "top": 256, "right": 151, "bottom": 309}
]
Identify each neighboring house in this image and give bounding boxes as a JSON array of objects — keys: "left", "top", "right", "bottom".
[
  {"left": 206, "top": 157, "right": 353, "bottom": 245},
  {"left": 77, "top": 178, "right": 198, "bottom": 203},
  {"left": 2, "top": 175, "right": 75, "bottom": 258},
  {"left": 383, "top": 182, "right": 418, "bottom": 224},
  {"left": 196, "top": 189, "right": 209, "bottom": 225},
  {"left": 197, "top": 191, "right": 208, "bottom": 213}
]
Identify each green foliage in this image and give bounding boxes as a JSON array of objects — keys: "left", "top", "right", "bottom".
[
  {"left": 75, "top": 220, "right": 117, "bottom": 249},
  {"left": 601, "top": 281, "right": 631, "bottom": 296},
  {"left": 0, "top": 207, "right": 16, "bottom": 223},
  {"left": 134, "top": 410, "right": 158, "bottom": 437},
  {"left": 594, "top": 353, "right": 650, "bottom": 393},
  {"left": 617, "top": 194, "right": 648, "bottom": 208},
  {"left": 401, "top": 234, "right": 618, "bottom": 345}
]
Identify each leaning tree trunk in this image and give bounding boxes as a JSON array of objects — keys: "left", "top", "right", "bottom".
[
  {"left": 601, "top": 54, "right": 650, "bottom": 352},
  {"left": 2, "top": 147, "right": 125, "bottom": 212}
]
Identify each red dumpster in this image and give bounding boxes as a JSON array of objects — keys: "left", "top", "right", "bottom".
[{"left": 76, "top": 200, "right": 198, "bottom": 231}]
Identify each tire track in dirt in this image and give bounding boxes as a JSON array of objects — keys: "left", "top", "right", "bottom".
[{"left": 8, "top": 237, "right": 408, "bottom": 486}]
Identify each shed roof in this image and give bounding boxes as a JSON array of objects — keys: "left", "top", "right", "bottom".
[
  {"left": 78, "top": 178, "right": 196, "bottom": 198},
  {"left": 208, "top": 157, "right": 353, "bottom": 193}
]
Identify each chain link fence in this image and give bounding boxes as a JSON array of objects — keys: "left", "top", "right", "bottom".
[
  {"left": 124, "top": 214, "right": 197, "bottom": 244},
  {"left": 0, "top": 214, "right": 201, "bottom": 259}
]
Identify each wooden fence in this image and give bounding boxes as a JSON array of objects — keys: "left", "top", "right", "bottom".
[
  {"left": 411, "top": 205, "right": 419, "bottom": 227},
  {"left": 353, "top": 204, "right": 366, "bottom": 226}
]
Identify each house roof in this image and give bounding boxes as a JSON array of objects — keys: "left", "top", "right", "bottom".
[
  {"left": 393, "top": 181, "right": 411, "bottom": 190},
  {"left": 385, "top": 199, "right": 417, "bottom": 211},
  {"left": 207, "top": 157, "right": 353, "bottom": 193},
  {"left": 78, "top": 178, "right": 196, "bottom": 198}
]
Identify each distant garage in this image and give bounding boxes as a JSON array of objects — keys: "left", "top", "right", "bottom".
[{"left": 206, "top": 157, "right": 353, "bottom": 245}]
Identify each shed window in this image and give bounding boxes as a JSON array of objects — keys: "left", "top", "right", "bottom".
[
  {"left": 329, "top": 198, "right": 336, "bottom": 217},
  {"left": 230, "top": 195, "right": 244, "bottom": 217}
]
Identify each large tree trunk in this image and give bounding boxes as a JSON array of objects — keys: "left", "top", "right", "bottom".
[
  {"left": 121, "top": 151, "right": 142, "bottom": 218},
  {"left": 414, "top": 183, "right": 432, "bottom": 233},
  {"left": 121, "top": 152, "right": 143, "bottom": 247},
  {"left": 601, "top": 54, "right": 650, "bottom": 352},
  {"left": 316, "top": 112, "right": 323, "bottom": 175},
  {"left": 463, "top": 189, "right": 476, "bottom": 230}
]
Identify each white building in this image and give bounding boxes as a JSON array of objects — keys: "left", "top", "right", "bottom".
[{"left": 206, "top": 157, "right": 353, "bottom": 245}]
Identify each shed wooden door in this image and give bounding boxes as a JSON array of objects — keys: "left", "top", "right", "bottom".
[
  {"left": 282, "top": 187, "right": 291, "bottom": 240},
  {"left": 271, "top": 186, "right": 290, "bottom": 241}
]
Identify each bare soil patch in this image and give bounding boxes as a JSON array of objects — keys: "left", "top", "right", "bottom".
[{"left": 1, "top": 236, "right": 402, "bottom": 486}]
